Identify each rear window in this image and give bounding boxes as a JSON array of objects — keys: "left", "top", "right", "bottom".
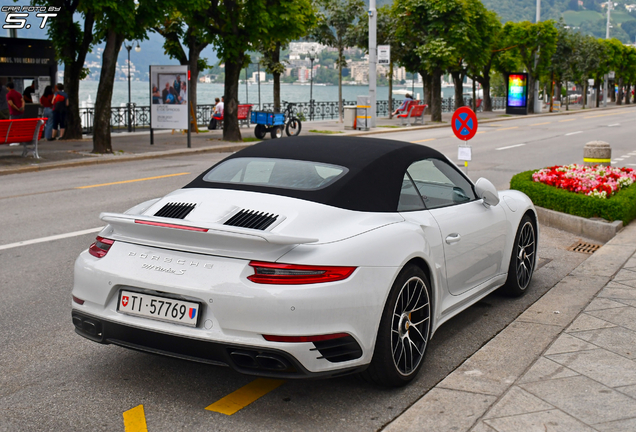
[{"left": 202, "top": 157, "right": 348, "bottom": 191}]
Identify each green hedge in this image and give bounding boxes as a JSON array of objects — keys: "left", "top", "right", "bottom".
[{"left": 510, "top": 170, "right": 636, "bottom": 225}]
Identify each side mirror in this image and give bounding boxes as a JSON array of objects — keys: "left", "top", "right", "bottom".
[{"left": 474, "top": 178, "right": 499, "bottom": 207}]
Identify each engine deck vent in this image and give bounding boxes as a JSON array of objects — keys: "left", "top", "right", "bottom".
[
  {"left": 224, "top": 209, "right": 278, "bottom": 230},
  {"left": 154, "top": 202, "right": 196, "bottom": 220}
]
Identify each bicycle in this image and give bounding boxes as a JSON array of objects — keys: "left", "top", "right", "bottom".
[{"left": 281, "top": 101, "right": 302, "bottom": 137}]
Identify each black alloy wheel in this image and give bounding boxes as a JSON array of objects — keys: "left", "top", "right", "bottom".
[
  {"left": 361, "top": 265, "right": 431, "bottom": 387},
  {"left": 501, "top": 214, "right": 536, "bottom": 297}
]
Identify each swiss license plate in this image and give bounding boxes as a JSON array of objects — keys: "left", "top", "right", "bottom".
[{"left": 118, "top": 290, "right": 199, "bottom": 327}]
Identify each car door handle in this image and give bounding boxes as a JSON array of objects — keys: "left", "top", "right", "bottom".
[{"left": 445, "top": 233, "right": 461, "bottom": 244}]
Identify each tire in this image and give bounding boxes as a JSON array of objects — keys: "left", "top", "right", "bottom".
[
  {"left": 285, "top": 117, "right": 302, "bottom": 136},
  {"left": 361, "top": 264, "right": 432, "bottom": 387},
  {"left": 271, "top": 126, "right": 283, "bottom": 139},
  {"left": 254, "top": 124, "right": 266, "bottom": 140},
  {"left": 501, "top": 214, "right": 536, "bottom": 297}
]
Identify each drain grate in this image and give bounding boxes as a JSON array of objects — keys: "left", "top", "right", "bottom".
[{"left": 567, "top": 241, "right": 602, "bottom": 254}]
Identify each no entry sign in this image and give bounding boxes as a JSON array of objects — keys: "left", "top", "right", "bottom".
[{"left": 451, "top": 107, "right": 478, "bottom": 141}]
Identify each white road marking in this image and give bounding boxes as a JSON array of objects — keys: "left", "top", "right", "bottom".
[
  {"left": 565, "top": 131, "right": 582, "bottom": 136},
  {"left": 614, "top": 158, "right": 624, "bottom": 161},
  {"left": 608, "top": 124, "right": 620, "bottom": 127},
  {"left": 628, "top": 164, "right": 636, "bottom": 166},
  {"left": 621, "top": 155, "right": 631, "bottom": 158},
  {"left": 0, "top": 227, "right": 102, "bottom": 251},
  {"left": 496, "top": 143, "right": 526, "bottom": 150}
]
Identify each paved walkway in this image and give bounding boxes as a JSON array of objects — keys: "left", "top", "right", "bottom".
[{"left": 385, "top": 222, "right": 636, "bottom": 432}]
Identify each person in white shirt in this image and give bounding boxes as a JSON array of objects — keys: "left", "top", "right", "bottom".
[{"left": 210, "top": 96, "right": 224, "bottom": 129}]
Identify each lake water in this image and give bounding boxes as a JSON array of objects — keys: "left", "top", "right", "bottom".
[{"left": 78, "top": 80, "right": 457, "bottom": 108}]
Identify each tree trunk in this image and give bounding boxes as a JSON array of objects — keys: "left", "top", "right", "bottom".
[
  {"left": 472, "top": 77, "right": 476, "bottom": 111},
  {"left": 273, "top": 42, "right": 281, "bottom": 113},
  {"left": 431, "top": 69, "right": 442, "bottom": 122},
  {"left": 483, "top": 76, "right": 492, "bottom": 112},
  {"left": 223, "top": 58, "right": 243, "bottom": 141},
  {"left": 582, "top": 82, "right": 588, "bottom": 109},
  {"left": 388, "top": 61, "right": 393, "bottom": 119},
  {"left": 422, "top": 72, "right": 432, "bottom": 115},
  {"left": 611, "top": 82, "right": 616, "bottom": 102},
  {"left": 60, "top": 12, "right": 95, "bottom": 140},
  {"left": 549, "top": 73, "right": 554, "bottom": 112},
  {"left": 595, "top": 79, "right": 601, "bottom": 108},
  {"left": 92, "top": 29, "right": 124, "bottom": 153},
  {"left": 188, "top": 48, "right": 201, "bottom": 130},
  {"left": 555, "top": 81, "right": 562, "bottom": 102},
  {"left": 527, "top": 74, "right": 536, "bottom": 114},
  {"left": 625, "top": 84, "right": 631, "bottom": 104},
  {"left": 338, "top": 48, "right": 343, "bottom": 123},
  {"left": 616, "top": 78, "right": 623, "bottom": 106},
  {"left": 451, "top": 70, "right": 464, "bottom": 110}
]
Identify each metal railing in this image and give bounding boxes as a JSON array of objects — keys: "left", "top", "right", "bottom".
[{"left": 79, "top": 97, "right": 507, "bottom": 134}]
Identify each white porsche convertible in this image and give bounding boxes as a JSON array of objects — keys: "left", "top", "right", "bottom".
[{"left": 72, "top": 136, "right": 537, "bottom": 387}]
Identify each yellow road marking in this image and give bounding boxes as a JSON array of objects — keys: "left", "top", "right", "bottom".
[
  {"left": 76, "top": 173, "right": 190, "bottom": 189},
  {"left": 476, "top": 131, "right": 486, "bottom": 134},
  {"left": 206, "top": 378, "right": 285, "bottom": 416},
  {"left": 495, "top": 127, "right": 519, "bottom": 131},
  {"left": 530, "top": 122, "right": 551, "bottom": 126},
  {"left": 559, "top": 118, "right": 576, "bottom": 122},
  {"left": 583, "top": 112, "right": 622, "bottom": 119},
  {"left": 411, "top": 138, "right": 436, "bottom": 143},
  {"left": 123, "top": 405, "right": 148, "bottom": 432}
]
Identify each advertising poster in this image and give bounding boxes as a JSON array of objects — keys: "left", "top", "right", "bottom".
[
  {"left": 378, "top": 45, "right": 390, "bottom": 65},
  {"left": 506, "top": 73, "right": 529, "bottom": 115},
  {"left": 150, "top": 65, "right": 189, "bottom": 129}
]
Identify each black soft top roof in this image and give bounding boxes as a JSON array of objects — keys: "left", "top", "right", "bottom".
[{"left": 185, "top": 136, "right": 449, "bottom": 212}]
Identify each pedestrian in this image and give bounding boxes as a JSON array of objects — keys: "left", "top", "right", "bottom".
[
  {"left": 6, "top": 82, "right": 25, "bottom": 119},
  {"left": 392, "top": 93, "right": 413, "bottom": 116},
  {"left": 23, "top": 80, "right": 36, "bottom": 104},
  {"left": 51, "top": 83, "right": 68, "bottom": 140},
  {"left": 0, "top": 78, "right": 9, "bottom": 120},
  {"left": 209, "top": 96, "right": 224, "bottom": 130},
  {"left": 39, "top": 85, "right": 55, "bottom": 140},
  {"left": 208, "top": 97, "right": 220, "bottom": 129}
]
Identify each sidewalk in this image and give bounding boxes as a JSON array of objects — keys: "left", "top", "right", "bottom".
[
  {"left": 0, "top": 102, "right": 626, "bottom": 176},
  {"left": 385, "top": 222, "right": 636, "bottom": 432}
]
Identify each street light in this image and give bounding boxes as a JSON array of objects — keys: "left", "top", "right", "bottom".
[
  {"left": 308, "top": 49, "right": 316, "bottom": 121},
  {"left": 255, "top": 57, "right": 261, "bottom": 110},
  {"left": 603, "top": 1, "right": 614, "bottom": 107},
  {"left": 124, "top": 41, "right": 140, "bottom": 132}
]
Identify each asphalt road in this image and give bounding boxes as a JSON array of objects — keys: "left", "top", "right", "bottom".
[{"left": 1, "top": 106, "right": 634, "bottom": 431}]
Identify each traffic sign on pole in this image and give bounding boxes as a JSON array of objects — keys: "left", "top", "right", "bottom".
[{"left": 451, "top": 106, "right": 478, "bottom": 141}]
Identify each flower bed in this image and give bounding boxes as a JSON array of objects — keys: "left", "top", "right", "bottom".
[
  {"left": 532, "top": 164, "right": 636, "bottom": 199},
  {"left": 510, "top": 168, "right": 636, "bottom": 224}
]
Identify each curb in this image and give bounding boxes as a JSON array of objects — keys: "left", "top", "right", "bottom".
[
  {"left": 0, "top": 143, "right": 251, "bottom": 177},
  {"left": 535, "top": 206, "right": 623, "bottom": 243},
  {"left": 384, "top": 221, "right": 636, "bottom": 432}
]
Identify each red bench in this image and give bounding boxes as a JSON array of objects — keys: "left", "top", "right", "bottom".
[
  {"left": 0, "top": 118, "right": 47, "bottom": 158},
  {"left": 398, "top": 103, "right": 428, "bottom": 126},
  {"left": 210, "top": 104, "right": 253, "bottom": 130}
]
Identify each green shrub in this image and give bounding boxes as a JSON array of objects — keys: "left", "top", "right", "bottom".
[{"left": 510, "top": 170, "right": 636, "bottom": 225}]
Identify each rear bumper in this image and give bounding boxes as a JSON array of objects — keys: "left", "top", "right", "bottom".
[{"left": 72, "top": 311, "right": 366, "bottom": 379}]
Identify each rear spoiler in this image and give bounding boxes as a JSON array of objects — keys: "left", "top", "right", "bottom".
[{"left": 100, "top": 213, "right": 319, "bottom": 246}]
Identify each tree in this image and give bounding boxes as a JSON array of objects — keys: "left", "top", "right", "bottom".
[
  {"left": 547, "top": 20, "right": 577, "bottom": 110},
  {"left": 570, "top": 35, "right": 602, "bottom": 109},
  {"left": 502, "top": 20, "right": 558, "bottom": 113},
  {"left": 256, "top": 2, "right": 316, "bottom": 113},
  {"left": 92, "top": 0, "right": 165, "bottom": 153},
  {"left": 206, "top": 0, "right": 316, "bottom": 141},
  {"left": 395, "top": 0, "right": 484, "bottom": 121},
  {"left": 312, "top": 0, "right": 365, "bottom": 122},
  {"left": 38, "top": 0, "right": 95, "bottom": 140}
]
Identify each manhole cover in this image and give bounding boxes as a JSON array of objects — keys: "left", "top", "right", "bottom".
[{"left": 567, "top": 241, "right": 602, "bottom": 254}]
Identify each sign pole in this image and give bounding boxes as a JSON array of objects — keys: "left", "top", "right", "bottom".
[
  {"left": 451, "top": 106, "right": 478, "bottom": 177},
  {"left": 187, "top": 67, "right": 191, "bottom": 148}
]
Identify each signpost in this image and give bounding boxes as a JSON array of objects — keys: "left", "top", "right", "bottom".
[
  {"left": 378, "top": 45, "right": 390, "bottom": 65},
  {"left": 451, "top": 106, "right": 478, "bottom": 174}
]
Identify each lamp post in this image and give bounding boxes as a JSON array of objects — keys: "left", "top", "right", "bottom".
[
  {"left": 308, "top": 49, "right": 316, "bottom": 121},
  {"left": 245, "top": 68, "right": 249, "bottom": 104},
  {"left": 124, "top": 41, "right": 141, "bottom": 132},
  {"left": 603, "top": 1, "right": 613, "bottom": 107},
  {"left": 256, "top": 57, "right": 261, "bottom": 110}
]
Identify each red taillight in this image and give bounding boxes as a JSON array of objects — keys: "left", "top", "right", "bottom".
[
  {"left": 247, "top": 261, "right": 356, "bottom": 285},
  {"left": 72, "top": 295, "right": 85, "bottom": 305},
  {"left": 134, "top": 220, "right": 208, "bottom": 232},
  {"left": 262, "top": 333, "right": 350, "bottom": 343},
  {"left": 88, "top": 236, "right": 114, "bottom": 258}
]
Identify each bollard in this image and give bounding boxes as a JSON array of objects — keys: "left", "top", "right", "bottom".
[{"left": 583, "top": 141, "right": 611, "bottom": 167}]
